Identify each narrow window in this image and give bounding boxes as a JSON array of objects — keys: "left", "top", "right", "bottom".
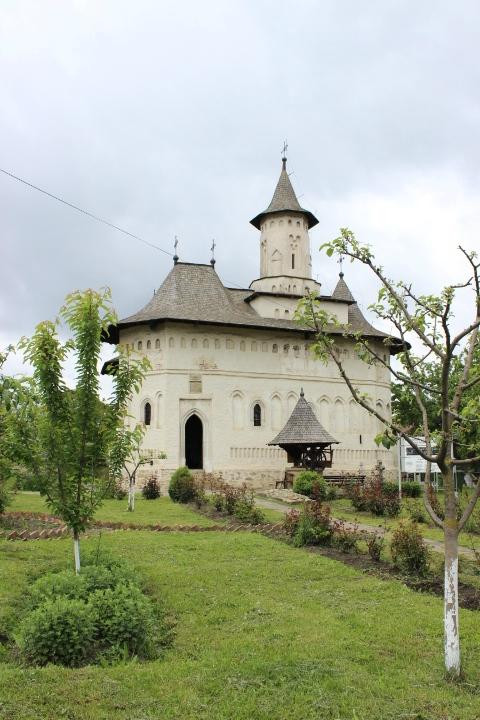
[
  {"left": 146, "top": 339, "right": 151, "bottom": 349},
  {"left": 137, "top": 340, "right": 142, "bottom": 350},
  {"left": 155, "top": 338, "right": 160, "bottom": 349},
  {"left": 272, "top": 344, "right": 278, "bottom": 353},
  {"left": 144, "top": 402, "right": 151, "bottom": 426},
  {"left": 291, "top": 254, "right": 295, "bottom": 269},
  {"left": 253, "top": 404, "right": 262, "bottom": 427}
]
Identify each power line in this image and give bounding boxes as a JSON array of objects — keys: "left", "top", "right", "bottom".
[{"left": 0, "top": 166, "right": 173, "bottom": 257}]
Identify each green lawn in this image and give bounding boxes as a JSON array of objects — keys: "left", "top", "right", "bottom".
[
  {"left": 8, "top": 492, "right": 218, "bottom": 527},
  {"left": 1, "top": 530, "right": 479, "bottom": 719}
]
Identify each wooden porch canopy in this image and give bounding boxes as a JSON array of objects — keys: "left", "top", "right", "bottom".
[{"left": 268, "top": 389, "right": 339, "bottom": 471}]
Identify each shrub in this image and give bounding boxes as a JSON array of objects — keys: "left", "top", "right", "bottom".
[
  {"left": 28, "top": 570, "right": 88, "bottom": 609},
  {"left": 459, "top": 489, "right": 480, "bottom": 534},
  {"left": 293, "top": 471, "right": 327, "bottom": 500},
  {"left": 17, "top": 598, "right": 96, "bottom": 667},
  {"left": 283, "top": 508, "right": 301, "bottom": 536},
  {"left": 390, "top": 521, "right": 429, "bottom": 575},
  {"left": 82, "top": 563, "right": 135, "bottom": 593},
  {"left": 325, "top": 484, "right": 337, "bottom": 501},
  {"left": 402, "top": 481, "right": 422, "bottom": 498},
  {"left": 348, "top": 479, "right": 400, "bottom": 517},
  {"left": 407, "top": 499, "right": 428, "bottom": 524},
  {"left": 233, "top": 498, "right": 265, "bottom": 525},
  {"left": 142, "top": 475, "right": 161, "bottom": 500},
  {"left": 366, "top": 532, "right": 384, "bottom": 562},
  {"left": 168, "top": 466, "right": 196, "bottom": 503},
  {"left": 292, "top": 502, "right": 332, "bottom": 547},
  {"left": 89, "top": 585, "right": 158, "bottom": 659},
  {"left": 332, "top": 521, "right": 358, "bottom": 553}
]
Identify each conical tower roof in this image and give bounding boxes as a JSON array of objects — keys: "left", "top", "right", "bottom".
[
  {"left": 332, "top": 272, "right": 355, "bottom": 302},
  {"left": 250, "top": 158, "right": 319, "bottom": 230},
  {"left": 269, "top": 390, "right": 338, "bottom": 446}
]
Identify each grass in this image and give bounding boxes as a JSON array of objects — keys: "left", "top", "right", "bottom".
[
  {"left": 1, "top": 529, "right": 480, "bottom": 719},
  {"left": 7, "top": 492, "right": 218, "bottom": 527}
]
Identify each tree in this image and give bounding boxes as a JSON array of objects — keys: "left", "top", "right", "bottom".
[
  {"left": 20, "top": 289, "right": 149, "bottom": 572},
  {"left": 0, "top": 349, "right": 42, "bottom": 510},
  {"left": 296, "top": 230, "right": 480, "bottom": 677},
  {"left": 109, "top": 422, "right": 165, "bottom": 511}
]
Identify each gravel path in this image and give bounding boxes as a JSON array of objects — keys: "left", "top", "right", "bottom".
[{"left": 255, "top": 496, "right": 475, "bottom": 558}]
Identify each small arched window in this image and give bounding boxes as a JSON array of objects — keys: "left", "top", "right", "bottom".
[
  {"left": 137, "top": 340, "right": 143, "bottom": 350},
  {"left": 144, "top": 402, "right": 151, "bottom": 426},
  {"left": 253, "top": 404, "right": 262, "bottom": 427},
  {"left": 291, "top": 254, "right": 295, "bottom": 269},
  {"left": 155, "top": 338, "right": 160, "bottom": 349},
  {"left": 272, "top": 344, "right": 278, "bottom": 353},
  {"left": 146, "top": 339, "right": 151, "bottom": 349}
]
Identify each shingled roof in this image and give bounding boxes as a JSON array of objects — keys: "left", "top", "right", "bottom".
[
  {"left": 103, "top": 261, "right": 399, "bottom": 349},
  {"left": 250, "top": 158, "right": 319, "bottom": 230},
  {"left": 332, "top": 273, "right": 355, "bottom": 302},
  {"left": 269, "top": 390, "right": 338, "bottom": 446}
]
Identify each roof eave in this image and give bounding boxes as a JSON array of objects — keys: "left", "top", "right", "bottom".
[{"left": 250, "top": 208, "right": 319, "bottom": 230}]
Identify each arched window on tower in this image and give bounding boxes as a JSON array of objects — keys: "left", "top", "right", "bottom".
[
  {"left": 291, "top": 254, "right": 295, "bottom": 269},
  {"left": 144, "top": 402, "right": 151, "bottom": 426},
  {"left": 253, "top": 403, "right": 262, "bottom": 427}
]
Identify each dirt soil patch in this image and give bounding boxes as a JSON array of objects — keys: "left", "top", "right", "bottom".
[{"left": 310, "top": 545, "right": 480, "bottom": 611}]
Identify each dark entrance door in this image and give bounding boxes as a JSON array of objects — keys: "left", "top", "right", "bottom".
[{"left": 185, "top": 414, "right": 203, "bottom": 469}]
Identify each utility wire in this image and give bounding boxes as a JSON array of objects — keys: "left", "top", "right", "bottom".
[{"left": 0, "top": 166, "right": 173, "bottom": 256}]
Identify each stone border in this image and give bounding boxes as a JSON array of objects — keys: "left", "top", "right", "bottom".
[{"left": 1, "top": 511, "right": 287, "bottom": 541}]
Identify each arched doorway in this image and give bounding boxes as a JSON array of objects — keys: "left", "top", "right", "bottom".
[{"left": 185, "top": 414, "right": 203, "bottom": 469}]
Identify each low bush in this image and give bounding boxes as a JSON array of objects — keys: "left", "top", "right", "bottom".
[
  {"left": 293, "top": 471, "right": 327, "bottom": 500},
  {"left": 401, "top": 481, "right": 422, "bottom": 498},
  {"left": 331, "top": 521, "right": 358, "bottom": 553},
  {"left": 168, "top": 466, "right": 196, "bottom": 503},
  {"left": 89, "top": 585, "right": 159, "bottom": 659},
  {"left": 233, "top": 498, "right": 266, "bottom": 525},
  {"left": 407, "top": 499, "right": 428, "bottom": 524},
  {"left": 142, "top": 476, "right": 161, "bottom": 500},
  {"left": 291, "top": 502, "right": 333, "bottom": 547},
  {"left": 348, "top": 479, "right": 400, "bottom": 517},
  {"left": 366, "top": 532, "right": 384, "bottom": 562},
  {"left": 17, "top": 598, "right": 96, "bottom": 667},
  {"left": 28, "top": 570, "right": 88, "bottom": 609},
  {"left": 459, "top": 489, "right": 480, "bottom": 534},
  {"left": 390, "top": 521, "right": 429, "bottom": 575}
]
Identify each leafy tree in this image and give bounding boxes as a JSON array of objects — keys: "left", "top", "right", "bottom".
[
  {"left": 20, "top": 289, "right": 148, "bottom": 572},
  {"left": 296, "top": 230, "right": 480, "bottom": 677},
  {"left": 109, "top": 422, "right": 165, "bottom": 511},
  {"left": 0, "top": 349, "right": 42, "bottom": 509}
]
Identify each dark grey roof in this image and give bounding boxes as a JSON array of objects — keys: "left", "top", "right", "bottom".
[
  {"left": 103, "top": 262, "right": 398, "bottom": 349},
  {"left": 250, "top": 159, "right": 319, "bottom": 230},
  {"left": 332, "top": 273, "right": 355, "bottom": 302},
  {"left": 269, "top": 391, "right": 338, "bottom": 446}
]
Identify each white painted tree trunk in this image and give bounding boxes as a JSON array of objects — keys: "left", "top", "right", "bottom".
[
  {"left": 128, "top": 476, "right": 135, "bottom": 512},
  {"left": 73, "top": 532, "right": 81, "bottom": 574},
  {"left": 444, "top": 529, "right": 460, "bottom": 675}
]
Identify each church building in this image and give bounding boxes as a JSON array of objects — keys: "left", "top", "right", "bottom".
[{"left": 104, "top": 157, "right": 397, "bottom": 489}]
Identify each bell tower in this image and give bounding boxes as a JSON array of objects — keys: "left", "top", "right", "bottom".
[{"left": 249, "top": 155, "right": 320, "bottom": 297}]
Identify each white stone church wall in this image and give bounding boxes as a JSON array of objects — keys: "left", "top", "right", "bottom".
[{"left": 119, "top": 322, "right": 397, "bottom": 492}]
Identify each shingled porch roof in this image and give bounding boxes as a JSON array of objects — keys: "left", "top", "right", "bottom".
[{"left": 269, "top": 390, "right": 338, "bottom": 446}]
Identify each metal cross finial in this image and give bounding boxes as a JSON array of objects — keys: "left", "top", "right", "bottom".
[
  {"left": 210, "top": 238, "right": 216, "bottom": 268},
  {"left": 173, "top": 235, "right": 179, "bottom": 265},
  {"left": 338, "top": 255, "right": 344, "bottom": 277},
  {"left": 282, "top": 139, "right": 288, "bottom": 159}
]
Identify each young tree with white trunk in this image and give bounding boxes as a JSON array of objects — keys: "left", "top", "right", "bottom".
[
  {"left": 109, "top": 423, "right": 165, "bottom": 511},
  {"left": 295, "top": 230, "right": 480, "bottom": 678},
  {"left": 20, "top": 289, "right": 149, "bottom": 572}
]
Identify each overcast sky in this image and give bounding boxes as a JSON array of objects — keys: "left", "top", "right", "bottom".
[{"left": 2, "top": 0, "right": 480, "bottom": 382}]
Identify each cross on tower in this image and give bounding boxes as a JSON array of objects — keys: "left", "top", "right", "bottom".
[
  {"left": 281, "top": 139, "right": 288, "bottom": 159},
  {"left": 173, "top": 235, "right": 179, "bottom": 265},
  {"left": 210, "top": 239, "right": 216, "bottom": 268},
  {"left": 338, "top": 255, "right": 344, "bottom": 277}
]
